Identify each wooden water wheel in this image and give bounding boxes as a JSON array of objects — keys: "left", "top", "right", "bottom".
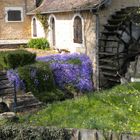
[{"left": 99, "top": 7, "right": 140, "bottom": 88}]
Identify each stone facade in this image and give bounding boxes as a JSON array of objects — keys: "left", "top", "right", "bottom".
[{"left": 0, "top": 0, "right": 35, "bottom": 40}]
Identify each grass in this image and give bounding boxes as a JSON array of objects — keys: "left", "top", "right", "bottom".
[{"left": 18, "top": 83, "right": 140, "bottom": 132}]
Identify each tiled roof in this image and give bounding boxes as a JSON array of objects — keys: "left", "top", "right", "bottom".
[{"left": 27, "top": 0, "right": 106, "bottom": 15}]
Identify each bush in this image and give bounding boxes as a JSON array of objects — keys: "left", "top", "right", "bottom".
[
  {"left": 0, "top": 125, "right": 72, "bottom": 140},
  {"left": 35, "top": 89, "right": 65, "bottom": 103},
  {"left": 18, "top": 62, "right": 55, "bottom": 94},
  {"left": 37, "top": 53, "right": 94, "bottom": 92},
  {"left": 0, "top": 50, "right": 36, "bottom": 69},
  {"left": 7, "top": 62, "right": 69, "bottom": 103},
  {"left": 28, "top": 38, "right": 50, "bottom": 50}
]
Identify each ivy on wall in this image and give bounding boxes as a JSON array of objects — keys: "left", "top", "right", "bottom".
[{"left": 36, "top": 12, "right": 49, "bottom": 33}]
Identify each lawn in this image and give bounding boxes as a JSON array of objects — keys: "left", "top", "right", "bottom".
[{"left": 19, "top": 82, "right": 140, "bottom": 133}]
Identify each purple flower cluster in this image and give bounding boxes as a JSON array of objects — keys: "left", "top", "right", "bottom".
[
  {"left": 7, "top": 69, "right": 25, "bottom": 92},
  {"left": 37, "top": 53, "right": 94, "bottom": 92}
]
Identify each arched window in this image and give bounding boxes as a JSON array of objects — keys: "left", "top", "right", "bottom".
[
  {"left": 33, "top": 18, "right": 37, "bottom": 37},
  {"left": 50, "top": 17, "right": 55, "bottom": 46},
  {"left": 73, "top": 16, "right": 83, "bottom": 44}
]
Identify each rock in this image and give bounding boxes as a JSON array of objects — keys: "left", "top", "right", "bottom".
[
  {"left": 79, "top": 129, "right": 97, "bottom": 140},
  {"left": 0, "top": 112, "right": 19, "bottom": 122},
  {"left": 71, "top": 129, "right": 79, "bottom": 140},
  {"left": 0, "top": 102, "right": 10, "bottom": 113}
]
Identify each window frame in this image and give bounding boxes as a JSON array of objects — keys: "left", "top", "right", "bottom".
[{"left": 5, "top": 7, "right": 24, "bottom": 22}]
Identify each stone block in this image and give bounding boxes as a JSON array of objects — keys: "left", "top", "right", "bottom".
[
  {"left": 79, "top": 129, "right": 97, "bottom": 140},
  {"left": 71, "top": 129, "right": 79, "bottom": 140}
]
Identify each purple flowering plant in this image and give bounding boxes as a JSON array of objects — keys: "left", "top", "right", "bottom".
[
  {"left": 7, "top": 69, "right": 25, "bottom": 92},
  {"left": 37, "top": 53, "right": 94, "bottom": 92}
]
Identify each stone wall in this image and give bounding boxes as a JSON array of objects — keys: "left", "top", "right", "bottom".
[
  {"left": 0, "top": 125, "right": 139, "bottom": 140},
  {"left": 0, "top": 0, "right": 35, "bottom": 40}
]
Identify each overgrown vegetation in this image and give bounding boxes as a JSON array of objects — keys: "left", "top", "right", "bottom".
[
  {"left": 0, "top": 50, "right": 36, "bottom": 69},
  {"left": 37, "top": 53, "right": 93, "bottom": 92},
  {"left": 28, "top": 38, "right": 49, "bottom": 50},
  {"left": 36, "top": 12, "right": 49, "bottom": 32},
  {"left": 17, "top": 62, "right": 65, "bottom": 103},
  {"left": 19, "top": 83, "right": 140, "bottom": 133}
]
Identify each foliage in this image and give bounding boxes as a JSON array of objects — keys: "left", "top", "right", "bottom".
[
  {"left": 35, "top": 89, "right": 65, "bottom": 103},
  {"left": 17, "top": 62, "right": 55, "bottom": 94},
  {"left": 7, "top": 69, "right": 25, "bottom": 92},
  {"left": 0, "top": 50, "right": 36, "bottom": 69},
  {"left": 36, "top": 12, "right": 49, "bottom": 32},
  {"left": 0, "top": 125, "right": 72, "bottom": 140},
  {"left": 20, "top": 83, "right": 140, "bottom": 133},
  {"left": 7, "top": 62, "right": 66, "bottom": 103},
  {"left": 37, "top": 53, "right": 94, "bottom": 92},
  {"left": 28, "top": 38, "right": 50, "bottom": 50}
]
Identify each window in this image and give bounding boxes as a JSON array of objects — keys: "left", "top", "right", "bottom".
[
  {"left": 33, "top": 18, "right": 37, "bottom": 37},
  {"left": 73, "top": 16, "right": 83, "bottom": 44},
  {"left": 5, "top": 7, "right": 23, "bottom": 22},
  {"left": 8, "top": 10, "right": 21, "bottom": 21}
]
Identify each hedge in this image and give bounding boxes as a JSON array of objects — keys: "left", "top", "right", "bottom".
[
  {"left": 0, "top": 125, "right": 72, "bottom": 140},
  {"left": 0, "top": 50, "right": 36, "bottom": 69}
]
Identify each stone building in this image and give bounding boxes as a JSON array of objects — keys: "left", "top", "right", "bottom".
[
  {"left": 1, "top": 0, "right": 140, "bottom": 88},
  {"left": 28, "top": 0, "right": 140, "bottom": 88},
  {"left": 0, "top": 0, "right": 41, "bottom": 45}
]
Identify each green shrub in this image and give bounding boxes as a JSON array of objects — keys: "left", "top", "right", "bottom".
[
  {"left": 0, "top": 50, "right": 36, "bottom": 69},
  {"left": 17, "top": 62, "right": 62, "bottom": 103},
  {"left": 28, "top": 38, "right": 50, "bottom": 50},
  {"left": 36, "top": 89, "right": 65, "bottom": 103},
  {"left": 18, "top": 62, "right": 55, "bottom": 93}
]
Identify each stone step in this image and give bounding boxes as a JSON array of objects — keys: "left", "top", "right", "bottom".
[
  {"left": 0, "top": 88, "right": 14, "bottom": 96},
  {"left": 0, "top": 75, "right": 7, "bottom": 80},
  {"left": 0, "top": 79, "right": 11, "bottom": 85},
  {"left": 0, "top": 84, "right": 14, "bottom": 90},
  {"left": 0, "top": 71, "right": 6, "bottom": 76},
  {"left": 3, "top": 93, "right": 43, "bottom": 112},
  {"left": 14, "top": 102, "right": 42, "bottom": 112},
  {"left": 5, "top": 96, "right": 39, "bottom": 110}
]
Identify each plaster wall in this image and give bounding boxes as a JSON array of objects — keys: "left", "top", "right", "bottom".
[{"left": 31, "top": 17, "right": 46, "bottom": 38}]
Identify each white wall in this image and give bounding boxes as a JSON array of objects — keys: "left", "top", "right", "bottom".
[
  {"left": 31, "top": 16, "right": 45, "bottom": 38},
  {"left": 47, "top": 13, "right": 85, "bottom": 52}
]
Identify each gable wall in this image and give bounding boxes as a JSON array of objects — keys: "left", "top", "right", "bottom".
[{"left": 0, "top": 0, "right": 35, "bottom": 40}]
